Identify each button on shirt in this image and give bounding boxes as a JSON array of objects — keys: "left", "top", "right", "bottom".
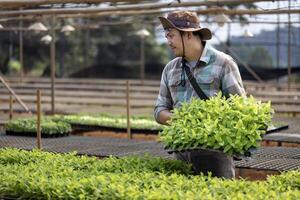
[{"left": 154, "top": 44, "right": 246, "bottom": 122}]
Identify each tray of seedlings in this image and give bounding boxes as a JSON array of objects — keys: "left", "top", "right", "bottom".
[
  {"left": 0, "top": 148, "right": 299, "bottom": 199},
  {"left": 5, "top": 118, "right": 72, "bottom": 138},
  {"left": 159, "top": 93, "right": 274, "bottom": 159},
  {"left": 52, "top": 114, "right": 163, "bottom": 134}
]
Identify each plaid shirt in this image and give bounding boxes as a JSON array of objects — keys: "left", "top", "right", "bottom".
[{"left": 154, "top": 44, "right": 246, "bottom": 121}]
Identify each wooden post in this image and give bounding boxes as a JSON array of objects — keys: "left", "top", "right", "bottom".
[
  {"left": 0, "top": 75, "right": 31, "bottom": 114},
  {"left": 276, "top": 1, "right": 280, "bottom": 70},
  {"left": 19, "top": 15, "right": 24, "bottom": 83},
  {"left": 287, "top": 0, "right": 291, "bottom": 91},
  {"left": 84, "top": 18, "right": 90, "bottom": 69},
  {"left": 140, "top": 36, "right": 145, "bottom": 85},
  {"left": 9, "top": 95, "right": 13, "bottom": 120},
  {"left": 126, "top": 80, "right": 132, "bottom": 139},
  {"left": 50, "top": 14, "right": 56, "bottom": 114},
  {"left": 36, "top": 89, "right": 42, "bottom": 149}
]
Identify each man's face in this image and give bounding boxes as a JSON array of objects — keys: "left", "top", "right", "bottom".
[{"left": 164, "top": 28, "right": 184, "bottom": 57}]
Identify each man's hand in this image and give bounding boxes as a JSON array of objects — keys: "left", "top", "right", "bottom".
[{"left": 157, "top": 110, "right": 172, "bottom": 125}]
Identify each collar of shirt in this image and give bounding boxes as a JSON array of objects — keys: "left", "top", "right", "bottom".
[
  {"left": 199, "top": 43, "right": 211, "bottom": 65},
  {"left": 186, "top": 60, "right": 197, "bottom": 69},
  {"left": 186, "top": 43, "right": 211, "bottom": 69}
]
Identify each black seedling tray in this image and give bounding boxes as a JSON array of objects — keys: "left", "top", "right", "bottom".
[
  {"left": 164, "top": 146, "right": 258, "bottom": 161},
  {"left": 71, "top": 123, "right": 160, "bottom": 134},
  {"left": 266, "top": 124, "right": 289, "bottom": 134},
  {"left": 5, "top": 130, "right": 70, "bottom": 138},
  {"left": 70, "top": 123, "right": 288, "bottom": 135}
]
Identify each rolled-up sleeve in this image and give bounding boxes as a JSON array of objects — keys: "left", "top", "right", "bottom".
[
  {"left": 221, "top": 58, "right": 246, "bottom": 98},
  {"left": 154, "top": 66, "right": 173, "bottom": 122}
]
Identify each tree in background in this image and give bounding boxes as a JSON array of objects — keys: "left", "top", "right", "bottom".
[
  {"left": 215, "top": 44, "right": 274, "bottom": 68},
  {"left": 0, "top": 14, "right": 168, "bottom": 79},
  {"left": 63, "top": 16, "right": 169, "bottom": 79},
  {"left": 0, "top": 18, "right": 60, "bottom": 76},
  {"left": 249, "top": 47, "right": 273, "bottom": 68},
  {"left": 0, "top": 1, "right": 258, "bottom": 79}
]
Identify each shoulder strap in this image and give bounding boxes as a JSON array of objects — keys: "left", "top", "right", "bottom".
[{"left": 182, "top": 60, "right": 208, "bottom": 100}]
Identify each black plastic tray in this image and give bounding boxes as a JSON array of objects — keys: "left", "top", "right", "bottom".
[
  {"left": 71, "top": 123, "right": 289, "bottom": 135},
  {"left": 164, "top": 145, "right": 258, "bottom": 160},
  {"left": 71, "top": 123, "right": 161, "bottom": 135},
  {"left": 266, "top": 124, "right": 289, "bottom": 134},
  {"left": 5, "top": 130, "right": 70, "bottom": 138}
]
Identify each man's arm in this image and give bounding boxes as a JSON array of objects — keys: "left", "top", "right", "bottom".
[
  {"left": 154, "top": 66, "right": 173, "bottom": 125},
  {"left": 157, "top": 110, "right": 172, "bottom": 125}
]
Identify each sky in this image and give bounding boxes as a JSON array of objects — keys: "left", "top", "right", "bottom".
[{"left": 155, "top": 0, "right": 300, "bottom": 44}]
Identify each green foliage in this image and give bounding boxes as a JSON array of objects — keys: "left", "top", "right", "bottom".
[
  {"left": 0, "top": 148, "right": 191, "bottom": 175},
  {"left": 217, "top": 45, "right": 274, "bottom": 68},
  {"left": 60, "top": 19, "right": 168, "bottom": 77},
  {"left": 7, "top": 59, "right": 21, "bottom": 73},
  {"left": 52, "top": 114, "right": 163, "bottom": 131},
  {"left": 159, "top": 93, "right": 274, "bottom": 155},
  {"left": 249, "top": 46, "right": 274, "bottom": 68},
  {"left": 0, "top": 148, "right": 299, "bottom": 200},
  {"left": 5, "top": 117, "right": 71, "bottom": 136},
  {"left": 0, "top": 17, "right": 168, "bottom": 78}
]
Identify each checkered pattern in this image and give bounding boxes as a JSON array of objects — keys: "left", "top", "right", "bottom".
[{"left": 154, "top": 44, "right": 246, "bottom": 122}]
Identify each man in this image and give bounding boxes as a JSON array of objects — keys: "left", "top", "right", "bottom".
[{"left": 154, "top": 11, "right": 246, "bottom": 178}]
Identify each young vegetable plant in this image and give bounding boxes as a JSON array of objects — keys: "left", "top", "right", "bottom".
[
  {"left": 0, "top": 148, "right": 299, "bottom": 200},
  {"left": 52, "top": 114, "right": 163, "bottom": 131},
  {"left": 5, "top": 117, "right": 71, "bottom": 137},
  {"left": 159, "top": 93, "right": 274, "bottom": 155}
]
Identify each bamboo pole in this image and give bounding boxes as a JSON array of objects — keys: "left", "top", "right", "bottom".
[
  {"left": 2, "top": 19, "right": 300, "bottom": 31},
  {"left": 0, "top": 0, "right": 144, "bottom": 9},
  {"left": 126, "top": 80, "right": 132, "bottom": 139},
  {"left": 36, "top": 89, "right": 42, "bottom": 150},
  {"left": 0, "top": 75, "right": 31, "bottom": 113},
  {"left": 196, "top": 7, "right": 300, "bottom": 15},
  {"left": 2, "top": 9, "right": 300, "bottom": 22},
  {"left": 0, "top": 0, "right": 284, "bottom": 17},
  {"left": 9, "top": 95, "right": 13, "bottom": 120}
]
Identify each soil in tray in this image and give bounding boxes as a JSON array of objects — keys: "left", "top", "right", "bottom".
[{"left": 5, "top": 130, "right": 70, "bottom": 138}]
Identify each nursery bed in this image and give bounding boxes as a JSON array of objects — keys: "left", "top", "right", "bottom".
[{"left": 0, "top": 132, "right": 299, "bottom": 172}]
